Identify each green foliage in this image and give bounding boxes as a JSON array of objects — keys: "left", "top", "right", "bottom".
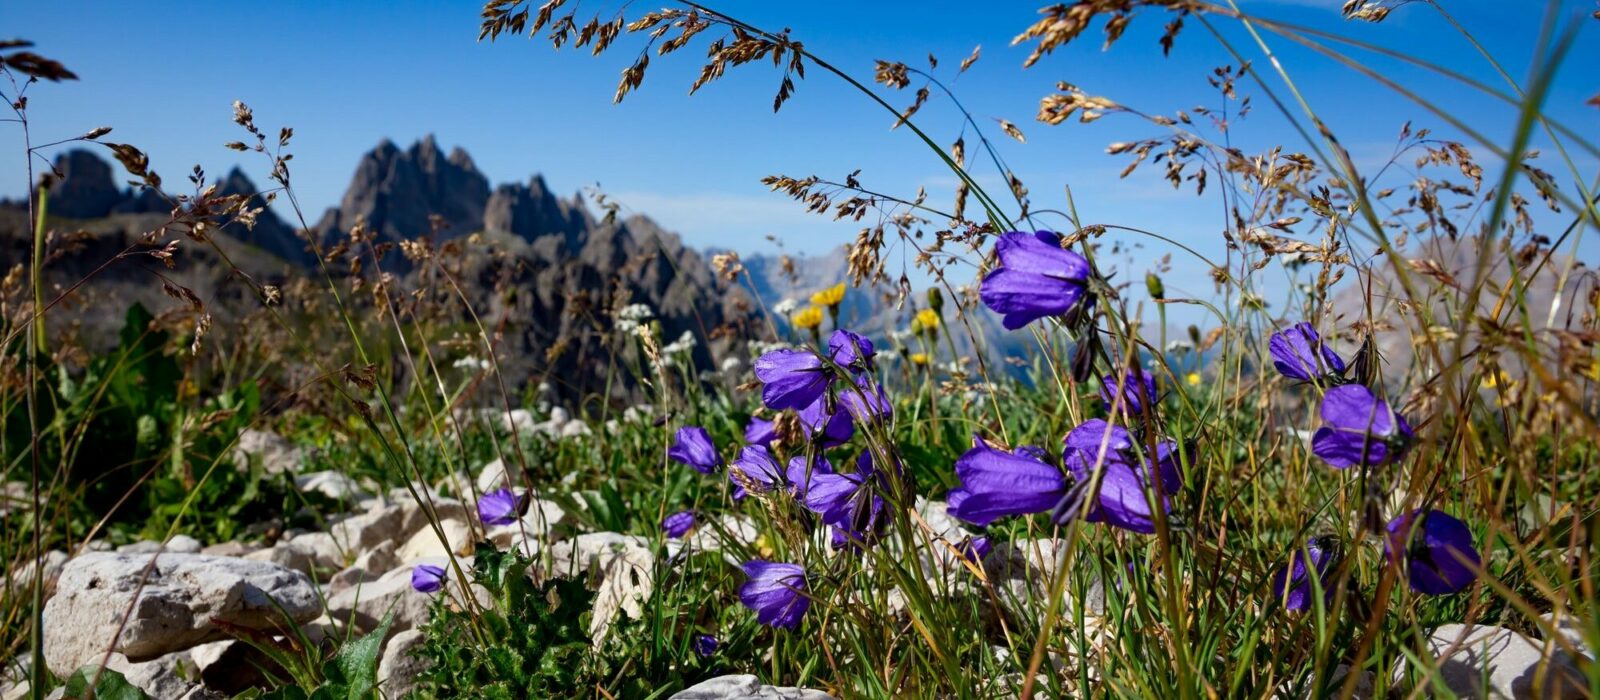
[
  {"left": 237, "top": 613, "right": 394, "bottom": 700},
  {"left": 410, "top": 544, "right": 725, "bottom": 699},
  {"left": 62, "top": 665, "right": 147, "bottom": 700}
]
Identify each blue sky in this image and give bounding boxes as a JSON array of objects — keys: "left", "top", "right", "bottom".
[{"left": 6, "top": 1, "right": 1596, "bottom": 313}]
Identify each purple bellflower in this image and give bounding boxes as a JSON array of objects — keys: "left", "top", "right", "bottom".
[
  {"left": 729, "top": 445, "right": 786, "bottom": 500},
  {"left": 693, "top": 634, "right": 719, "bottom": 657},
  {"left": 662, "top": 510, "right": 697, "bottom": 539},
  {"left": 411, "top": 564, "right": 446, "bottom": 593},
  {"left": 803, "top": 452, "right": 888, "bottom": 549},
  {"left": 739, "top": 560, "right": 810, "bottom": 629},
  {"left": 947, "top": 436, "right": 1068, "bottom": 526},
  {"left": 1270, "top": 536, "right": 1340, "bottom": 611},
  {"left": 477, "top": 488, "right": 522, "bottom": 527},
  {"left": 1311, "top": 385, "right": 1414, "bottom": 469},
  {"left": 1101, "top": 369, "right": 1160, "bottom": 416},
  {"left": 828, "top": 329, "right": 877, "bottom": 373},
  {"left": 1269, "top": 322, "right": 1346, "bottom": 383},
  {"left": 744, "top": 416, "right": 777, "bottom": 448},
  {"left": 798, "top": 398, "right": 855, "bottom": 448},
  {"left": 668, "top": 426, "right": 722, "bottom": 474},
  {"left": 753, "top": 349, "right": 830, "bottom": 410},
  {"left": 1058, "top": 419, "right": 1182, "bottom": 534},
  {"left": 978, "top": 231, "right": 1092, "bottom": 330},
  {"left": 1385, "top": 510, "right": 1479, "bottom": 595}
]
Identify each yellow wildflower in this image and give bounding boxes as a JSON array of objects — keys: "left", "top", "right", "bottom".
[
  {"left": 911, "top": 308, "right": 940, "bottom": 335},
  {"left": 810, "top": 282, "right": 846, "bottom": 308},
  {"left": 910, "top": 352, "right": 930, "bottom": 366},
  {"left": 792, "top": 306, "right": 824, "bottom": 330},
  {"left": 1185, "top": 372, "right": 1201, "bottom": 387}
]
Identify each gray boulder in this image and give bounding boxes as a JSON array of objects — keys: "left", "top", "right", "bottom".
[
  {"left": 43, "top": 553, "right": 319, "bottom": 676},
  {"left": 669, "top": 675, "right": 836, "bottom": 699},
  {"left": 1417, "top": 624, "right": 1588, "bottom": 698}
]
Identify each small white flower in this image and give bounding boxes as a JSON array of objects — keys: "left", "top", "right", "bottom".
[
  {"left": 720, "top": 357, "right": 743, "bottom": 373},
  {"left": 1165, "top": 340, "right": 1194, "bottom": 354},
  {"left": 773, "top": 298, "right": 799, "bottom": 316},
  {"left": 663, "top": 330, "right": 698, "bottom": 355},
  {"left": 452, "top": 356, "right": 490, "bottom": 371},
  {"left": 617, "top": 303, "right": 655, "bottom": 321}
]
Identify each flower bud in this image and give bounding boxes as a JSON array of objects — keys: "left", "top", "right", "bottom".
[
  {"left": 1145, "top": 272, "right": 1165, "bottom": 301},
  {"left": 926, "top": 287, "right": 944, "bottom": 314}
]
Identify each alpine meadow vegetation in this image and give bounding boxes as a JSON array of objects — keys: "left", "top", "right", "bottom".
[{"left": 2, "top": 1, "right": 1598, "bottom": 698}]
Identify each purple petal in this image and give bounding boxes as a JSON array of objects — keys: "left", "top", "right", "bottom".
[
  {"left": 477, "top": 488, "right": 521, "bottom": 526},
  {"left": 410, "top": 564, "right": 446, "bottom": 593},
  {"left": 739, "top": 561, "right": 810, "bottom": 629},
  {"left": 753, "top": 349, "right": 829, "bottom": 410},
  {"left": 662, "top": 510, "right": 697, "bottom": 539},
  {"left": 744, "top": 417, "right": 777, "bottom": 448},
  {"left": 668, "top": 426, "right": 722, "bottom": 473},
  {"left": 799, "top": 397, "right": 855, "bottom": 448}
]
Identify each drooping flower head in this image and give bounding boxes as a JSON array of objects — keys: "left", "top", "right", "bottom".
[
  {"left": 1270, "top": 535, "right": 1340, "bottom": 611},
  {"left": 477, "top": 488, "right": 523, "bottom": 527},
  {"left": 1311, "top": 385, "right": 1414, "bottom": 469},
  {"left": 692, "top": 634, "right": 719, "bottom": 657},
  {"left": 668, "top": 426, "right": 722, "bottom": 474},
  {"left": 744, "top": 416, "right": 777, "bottom": 448},
  {"left": 1269, "top": 322, "right": 1346, "bottom": 383},
  {"left": 1385, "top": 510, "right": 1479, "bottom": 595},
  {"left": 1057, "top": 419, "right": 1182, "bottom": 534},
  {"left": 803, "top": 452, "right": 887, "bottom": 549},
  {"left": 1100, "top": 368, "right": 1160, "bottom": 416},
  {"left": 753, "top": 349, "right": 830, "bottom": 410},
  {"left": 837, "top": 375, "right": 892, "bottom": 423},
  {"left": 947, "top": 435, "right": 1068, "bottom": 526},
  {"left": 958, "top": 535, "right": 992, "bottom": 565},
  {"left": 729, "top": 445, "right": 786, "bottom": 500},
  {"left": 738, "top": 560, "right": 810, "bottom": 629},
  {"left": 662, "top": 510, "right": 698, "bottom": 539},
  {"left": 411, "top": 564, "right": 446, "bottom": 593},
  {"left": 828, "top": 329, "right": 876, "bottom": 373},
  {"left": 785, "top": 454, "right": 835, "bottom": 500},
  {"left": 798, "top": 398, "right": 855, "bottom": 448},
  {"left": 978, "top": 231, "right": 1092, "bottom": 330}
]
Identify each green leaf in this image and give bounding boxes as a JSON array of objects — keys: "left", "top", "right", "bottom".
[
  {"left": 333, "top": 611, "right": 394, "bottom": 699},
  {"left": 63, "top": 665, "right": 148, "bottom": 700}
]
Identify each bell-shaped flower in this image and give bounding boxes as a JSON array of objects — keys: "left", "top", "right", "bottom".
[
  {"left": 1269, "top": 322, "right": 1346, "bottom": 383},
  {"left": 662, "top": 510, "right": 697, "bottom": 539},
  {"left": 668, "top": 426, "right": 722, "bottom": 474},
  {"left": 477, "top": 488, "right": 523, "bottom": 527},
  {"left": 947, "top": 436, "right": 1068, "bottom": 526},
  {"left": 753, "top": 349, "right": 830, "bottom": 410},
  {"left": 1270, "top": 535, "right": 1339, "bottom": 611},
  {"left": 978, "top": 231, "right": 1092, "bottom": 330},
  {"left": 1385, "top": 509, "right": 1479, "bottom": 595},
  {"left": 1311, "top": 385, "right": 1413, "bottom": 469},
  {"left": 739, "top": 560, "right": 810, "bottom": 629}
]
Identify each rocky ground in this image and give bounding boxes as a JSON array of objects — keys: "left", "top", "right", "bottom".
[{"left": 2, "top": 408, "right": 1592, "bottom": 699}]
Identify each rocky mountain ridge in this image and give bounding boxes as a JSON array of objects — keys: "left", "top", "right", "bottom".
[{"left": 3, "top": 138, "right": 753, "bottom": 404}]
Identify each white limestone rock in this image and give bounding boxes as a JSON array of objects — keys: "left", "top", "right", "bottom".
[
  {"left": 42, "top": 553, "right": 319, "bottom": 677},
  {"left": 1418, "top": 624, "right": 1588, "bottom": 699},
  {"left": 669, "top": 674, "right": 836, "bottom": 699},
  {"left": 294, "top": 471, "right": 368, "bottom": 501},
  {"left": 377, "top": 629, "right": 430, "bottom": 698},
  {"left": 231, "top": 429, "right": 305, "bottom": 475}
]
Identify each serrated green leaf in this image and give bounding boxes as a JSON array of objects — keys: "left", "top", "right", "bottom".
[{"left": 63, "top": 665, "right": 148, "bottom": 700}]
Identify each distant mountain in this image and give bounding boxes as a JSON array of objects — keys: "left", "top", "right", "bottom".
[
  {"left": 3, "top": 139, "right": 755, "bottom": 405},
  {"left": 1328, "top": 234, "right": 1595, "bottom": 381}
]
